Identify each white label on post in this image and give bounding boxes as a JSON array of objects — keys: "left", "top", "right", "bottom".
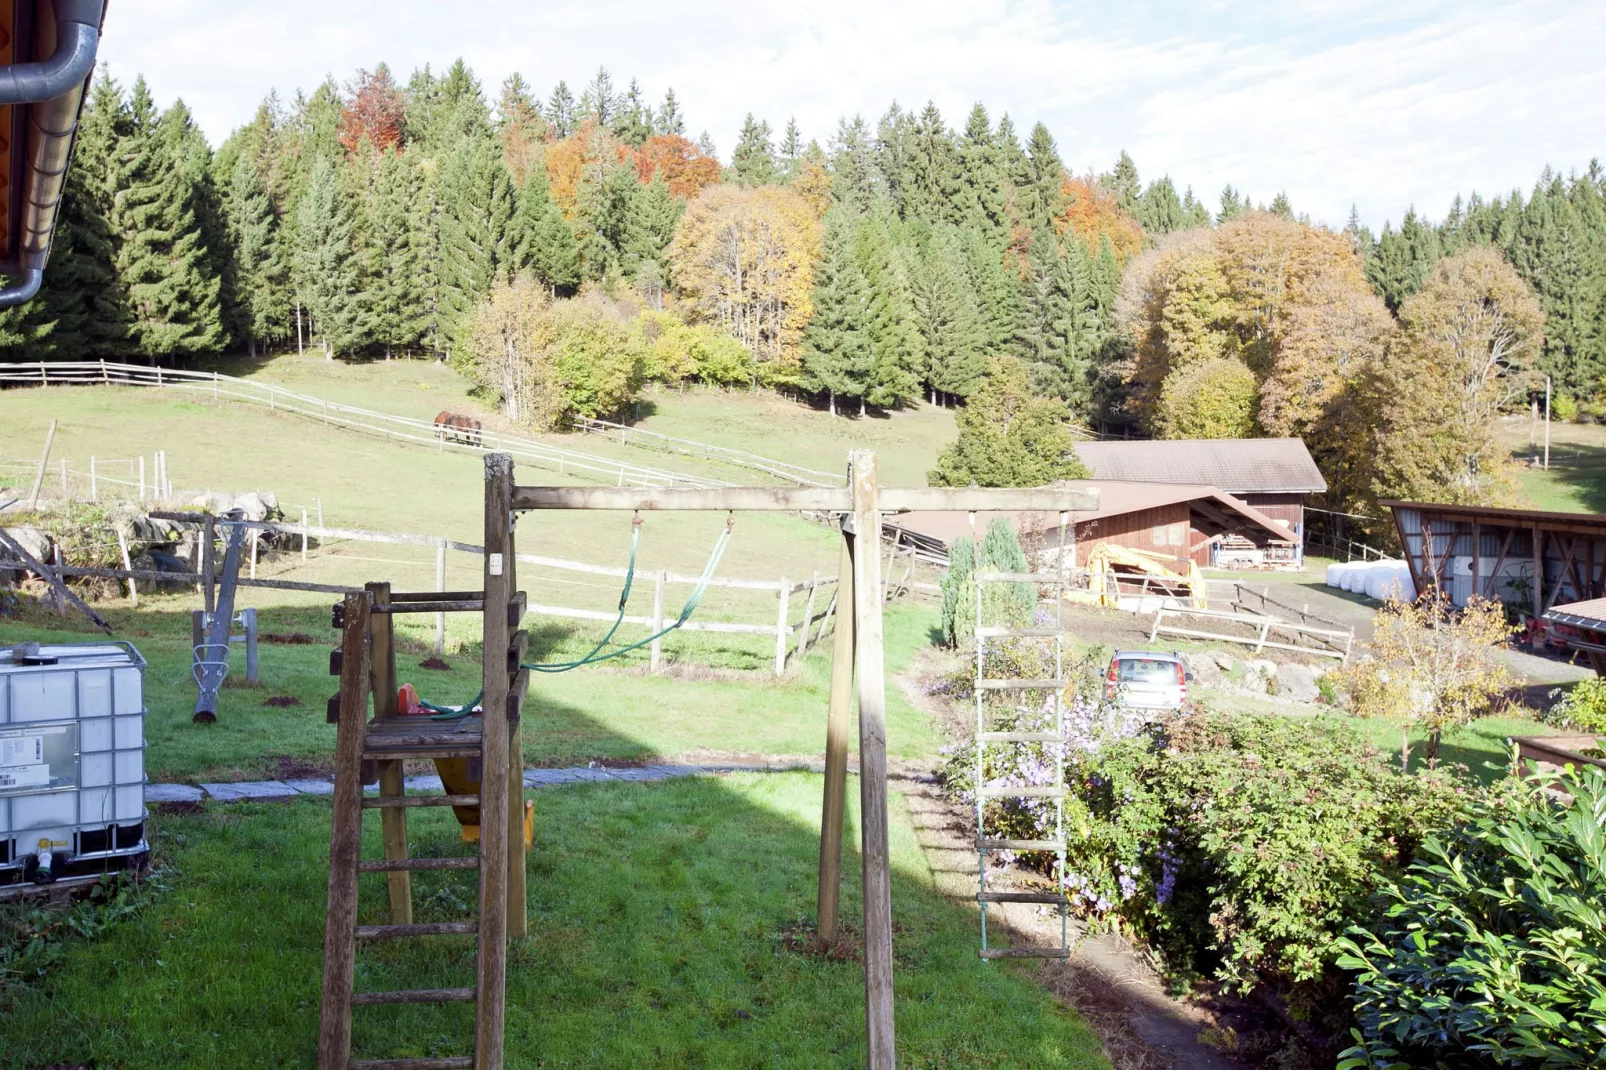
[{"left": 489, "top": 553, "right": 504, "bottom": 576}]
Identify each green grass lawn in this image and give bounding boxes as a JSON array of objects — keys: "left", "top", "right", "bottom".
[
  {"left": 0, "top": 601, "right": 946, "bottom": 782},
  {"left": 0, "top": 774, "right": 1109, "bottom": 1069},
  {"left": 1501, "top": 420, "right": 1606, "bottom": 513}
]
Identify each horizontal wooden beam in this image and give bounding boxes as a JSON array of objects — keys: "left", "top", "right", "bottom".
[{"left": 511, "top": 485, "right": 1101, "bottom": 514}]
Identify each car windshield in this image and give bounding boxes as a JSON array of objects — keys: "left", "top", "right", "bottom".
[{"left": 1116, "top": 659, "right": 1177, "bottom": 684}]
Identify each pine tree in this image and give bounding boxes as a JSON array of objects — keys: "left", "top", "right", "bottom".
[
  {"left": 656, "top": 89, "right": 684, "bottom": 136},
  {"left": 1017, "top": 226, "right": 1071, "bottom": 393},
  {"left": 581, "top": 67, "right": 616, "bottom": 127},
  {"left": 1017, "top": 123, "right": 1065, "bottom": 230},
  {"left": 225, "top": 152, "right": 289, "bottom": 355},
  {"left": 1104, "top": 151, "right": 1140, "bottom": 216},
  {"left": 903, "top": 101, "right": 956, "bottom": 222},
  {"left": 778, "top": 117, "right": 803, "bottom": 183},
  {"left": 546, "top": 80, "right": 577, "bottom": 138},
  {"left": 612, "top": 78, "right": 652, "bottom": 146},
  {"left": 961, "top": 225, "right": 1020, "bottom": 352},
  {"left": 1180, "top": 187, "right": 1212, "bottom": 229},
  {"left": 438, "top": 133, "right": 519, "bottom": 353},
  {"left": 874, "top": 104, "right": 911, "bottom": 210},
  {"left": 1367, "top": 208, "right": 1441, "bottom": 312},
  {"left": 917, "top": 225, "right": 987, "bottom": 402},
  {"left": 628, "top": 173, "right": 684, "bottom": 272},
  {"left": 1218, "top": 185, "right": 1245, "bottom": 224},
  {"left": 1269, "top": 191, "right": 1294, "bottom": 219},
  {"left": 110, "top": 80, "right": 227, "bottom": 358},
  {"left": 952, "top": 104, "right": 1008, "bottom": 247},
  {"left": 514, "top": 167, "right": 579, "bottom": 294},
  {"left": 829, "top": 115, "right": 875, "bottom": 212},
  {"left": 574, "top": 160, "right": 641, "bottom": 281},
  {"left": 365, "top": 148, "right": 428, "bottom": 357},
  {"left": 857, "top": 214, "right": 924, "bottom": 407},
  {"left": 729, "top": 114, "right": 778, "bottom": 187},
  {"left": 1138, "top": 176, "right": 1185, "bottom": 235},
  {"left": 292, "top": 157, "right": 370, "bottom": 357},
  {"left": 803, "top": 212, "right": 873, "bottom": 415}
]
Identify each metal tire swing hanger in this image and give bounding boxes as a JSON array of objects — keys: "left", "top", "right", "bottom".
[{"left": 420, "top": 511, "right": 735, "bottom": 720}]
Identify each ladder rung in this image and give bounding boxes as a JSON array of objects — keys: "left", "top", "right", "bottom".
[
  {"left": 354, "top": 922, "right": 477, "bottom": 940},
  {"left": 357, "top": 857, "right": 478, "bottom": 872},
  {"left": 981, "top": 947, "right": 1071, "bottom": 959},
  {"left": 351, "top": 1058, "right": 474, "bottom": 1070},
  {"left": 979, "top": 838, "right": 1062, "bottom": 852},
  {"left": 977, "top": 731, "right": 1061, "bottom": 742},
  {"left": 977, "top": 786, "right": 1066, "bottom": 799},
  {"left": 361, "top": 746, "right": 480, "bottom": 760},
  {"left": 351, "top": 987, "right": 476, "bottom": 1006},
  {"left": 361, "top": 794, "right": 479, "bottom": 809},
  {"left": 976, "top": 679, "right": 1064, "bottom": 690},
  {"left": 974, "top": 571, "right": 1064, "bottom": 583},
  {"left": 976, "top": 626, "right": 1062, "bottom": 638},
  {"left": 979, "top": 890, "right": 1065, "bottom": 904}
]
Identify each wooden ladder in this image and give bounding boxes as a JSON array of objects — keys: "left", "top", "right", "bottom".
[{"left": 316, "top": 462, "right": 528, "bottom": 1070}]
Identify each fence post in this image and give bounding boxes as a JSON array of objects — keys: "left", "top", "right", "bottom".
[
  {"left": 116, "top": 530, "right": 138, "bottom": 607},
  {"left": 434, "top": 538, "right": 446, "bottom": 655},
  {"left": 301, "top": 508, "right": 309, "bottom": 562},
  {"left": 250, "top": 532, "right": 258, "bottom": 580},
  {"left": 202, "top": 515, "right": 216, "bottom": 614},
  {"left": 317, "top": 498, "right": 324, "bottom": 529},
  {"left": 774, "top": 576, "right": 790, "bottom": 676},
  {"left": 798, "top": 572, "right": 819, "bottom": 658},
  {"left": 138, "top": 455, "right": 145, "bottom": 502},
  {"left": 99, "top": 358, "right": 108, "bottom": 384},
  {"left": 59, "top": 458, "right": 68, "bottom": 497},
  {"left": 650, "top": 570, "right": 666, "bottom": 672},
  {"left": 243, "top": 608, "right": 259, "bottom": 684},
  {"left": 89, "top": 456, "right": 97, "bottom": 501}
]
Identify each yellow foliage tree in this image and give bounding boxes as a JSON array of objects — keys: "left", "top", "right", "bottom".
[
  {"left": 1338, "top": 594, "right": 1515, "bottom": 770},
  {"left": 665, "top": 185, "right": 821, "bottom": 379}
]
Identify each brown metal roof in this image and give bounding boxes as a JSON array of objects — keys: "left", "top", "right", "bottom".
[
  {"left": 1545, "top": 599, "right": 1606, "bottom": 629},
  {"left": 1382, "top": 500, "right": 1606, "bottom": 530},
  {"left": 1074, "top": 439, "right": 1327, "bottom": 495},
  {"left": 885, "top": 481, "right": 1296, "bottom": 549}
]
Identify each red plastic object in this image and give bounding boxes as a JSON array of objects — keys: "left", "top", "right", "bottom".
[{"left": 397, "top": 683, "right": 422, "bottom": 716}]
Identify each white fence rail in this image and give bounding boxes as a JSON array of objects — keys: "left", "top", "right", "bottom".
[
  {"left": 0, "top": 361, "right": 732, "bottom": 491},
  {"left": 574, "top": 416, "right": 844, "bottom": 488}
]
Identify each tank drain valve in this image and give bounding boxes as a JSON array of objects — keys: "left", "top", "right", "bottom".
[{"left": 33, "top": 839, "right": 68, "bottom": 884}]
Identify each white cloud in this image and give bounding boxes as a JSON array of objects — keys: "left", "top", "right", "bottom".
[{"left": 99, "top": 0, "right": 1605, "bottom": 228}]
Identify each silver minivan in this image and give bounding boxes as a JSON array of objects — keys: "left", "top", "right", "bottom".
[{"left": 1105, "top": 651, "right": 1190, "bottom": 709}]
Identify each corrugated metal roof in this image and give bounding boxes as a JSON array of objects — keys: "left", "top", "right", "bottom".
[
  {"left": 885, "top": 481, "right": 1295, "bottom": 549},
  {"left": 1383, "top": 501, "right": 1606, "bottom": 530},
  {"left": 1074, "top": 439, "right": 1327, "bottom": 494},
  {"left": 1544, "top": 599, "right": 1606, "bottom": 629}
]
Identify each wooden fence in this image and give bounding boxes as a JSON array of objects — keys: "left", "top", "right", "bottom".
[
  {"left": 0, "top": 360, "right": 730, "bottom": 491},
  {"left": 573, "top": 416, "right": 843, "bottom": 488}
]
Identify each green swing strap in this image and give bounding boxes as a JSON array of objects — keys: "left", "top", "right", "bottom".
[{"left": 424, "top": 515, "right": 732, "bottom": 719}]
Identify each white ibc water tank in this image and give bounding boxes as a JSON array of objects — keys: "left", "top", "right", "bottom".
[{"left": 0, "top": 643, "right": 148, "bottom": 885}]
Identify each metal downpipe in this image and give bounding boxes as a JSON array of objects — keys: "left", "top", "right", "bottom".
[{"left": 0, "top": 0, "right": 103, "bottom": 105}]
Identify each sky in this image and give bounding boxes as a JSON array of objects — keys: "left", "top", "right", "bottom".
[{"left": 101, "top": 0, "right": 1606, "bottom": 231}]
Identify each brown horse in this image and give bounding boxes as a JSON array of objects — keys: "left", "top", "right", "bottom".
[{"left": 433, "top": 411, "right": 483, "bottom": 446}]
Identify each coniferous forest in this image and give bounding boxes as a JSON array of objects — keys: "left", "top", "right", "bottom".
[{"left": 6, "top": 59, "right": 1605, "bottom": 526}]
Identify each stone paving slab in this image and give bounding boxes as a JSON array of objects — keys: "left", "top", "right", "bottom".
[
  {"left": 404, "top": 775, "right": 445, "bottom": 793},
  {"left": 201, "top": 780, "right": 297, "bottom": 800},
  {"left": 146, "top": 783, "right": 205, "bottom": 803},
  {"left": 284, "top": 778, "right": 335, "bottom": 795}
]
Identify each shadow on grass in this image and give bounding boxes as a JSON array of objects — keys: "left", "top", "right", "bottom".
[
  {"left": 0, "top": 769, "right": 1109, "bottom": 1068},
  {"left": 1512, "top": 440, "right": 1606, "bottom": 513}
]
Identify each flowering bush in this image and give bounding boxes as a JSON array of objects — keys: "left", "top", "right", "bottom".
[{"left": 1545, "top": 675, "right": 1606, "bottom": 732}]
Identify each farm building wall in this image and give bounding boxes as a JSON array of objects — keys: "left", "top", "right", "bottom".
[
  {"left": 1061, "top": 502, "right": 1193, "bottom": 573},
  {"left": 1240, "top": 493, "right": 1304, "bottom": 534}
]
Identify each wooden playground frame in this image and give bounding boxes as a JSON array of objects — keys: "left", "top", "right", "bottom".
[{"left": 316, "top": 451, "right": 1098, "bottom": 1070}]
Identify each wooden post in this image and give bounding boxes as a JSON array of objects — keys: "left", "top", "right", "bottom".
[
  {"left": 367, "top": 582, "right": 411, "bottom": 926},
  {"left": 59, "top": 458, "right": 68, "bottom": 497},
  {"left": 505, "top": 512, "right": 527, "bottom": 944},
  {"left": 650, "top": 569, "right": 666, "bottom": 672},
  {"left": 798, "top": 572, "right": 819, "bottom": 658},
  {"left": 89, "top": 456, "right": 97, "bottom": 501},
  {"left": 28, "top": 420, "right": 56, "bottom": 509},
  {"left": 817, "top": 529, "right": 855, "bottom": 946},
  {"left": 249, "top": 534, "right": 258, "bottom": 580},
  {"left": 774, "top": 576, "right": 790, "bottom": 676},
  {"left": 202, "top": 514, "right": 217, "bottom": 615},
  {"left": 116, "top": 530, "right": 138, "bottom": 606},
  {"left": 435, "top": 538, "right": 447, "bottom": 656},
  {"left": 243, "top": 608, "right": 259, "bottom": 683},
  {"left": 1532, "top": 524, "right": 1544, "bottom": 618},
  {"left": 301, "top": 508, "right": 309, "bottom": 562},
  {"left": 317, "top": 592, "right": 370, "bottom": 1070},
  {"left": 475, "top": 453, "right": 514, "bottom": 1069},
  {"left": 849, "top": 450, "right": 895, "bottom": 1069},
  {"left": 138, "top": 455, "right": 145, "bottom": 502}
]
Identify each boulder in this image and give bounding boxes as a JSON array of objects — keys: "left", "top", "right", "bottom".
[
  {"left": 1276, "top": 662, "right": 1321, "bottom": 704},
  {"left": 1183, "top": 652, "right": 1221, "bottom": 686},
  {"left": 232, "top": 491, "right": 272, "bottom": 523},
  {"left": 1210, "top": 649, "right": 1235, "bottom": 671},
  {"left": 0, "top": 526, "right": 53, "bottom": 585}
]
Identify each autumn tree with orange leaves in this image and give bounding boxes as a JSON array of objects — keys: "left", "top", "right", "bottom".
[{"left": 338, "top": 67, "right": 406, "bottom": 155}]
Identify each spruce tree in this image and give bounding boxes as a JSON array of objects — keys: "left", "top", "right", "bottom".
[
  {"left": 292, "top": 157, "right": 370, "bottom": 357},
  {"left": 438, "top": 133, "right": 518, "bottom": 353},
  {"left": 1268, "top": 191, "right": 1294, "bottom": 219},
  {"left": 574, "top": 160, "right": 641, "bottom": 281},
  {"left": 857, "top": 214, "right": 924, "bottom": 407},
  {"left": 903, "top": 101, "right": 956, "bottom": 222},
  {"left": 917, "top": 225, "right": 987, "bottom": 402},
  {"left": 961, "top": 225, "right": 1020, "bottom": 352},
  {"left": 729, "top": 114, "right": 778, "bottom": 187},
  {"left": 546, "top": 80, "right": 577, "bottom": 138},
  {"left": 1138, "top": 176, "right": 1185, "bottom": 235},
  {"left": 656, "top": 89, "right": 684, "bottom": 136},
  {"left": 1367, "top": 208, "right": 1441, "bottom": 312},
  {"left": 994, "top": 114, "right": 1027, "bottom": 191},
  {"left": 952, "top": 104, "right": 1008, "bottom": 247},
  {"left": 1218, "top": 185, "right": 1246, "bottom": 224},
  {"left": 828, "top": 115, "right": 876, "bottom": 212},
  {"left": 515, "top": 167, "right": 579, "bottom": 294},
  {"left": 1180, "top": 187, "right": 1212, "bottom": 229},
  {"left": 365, "top": 148, "right": 428, "bottom": 357},
  {"left": 612, "top": 78, "right": 652, "bottom": 146},
  {"left": 110, "top": 80, "right": 227, "bottom": 358},
  {"left": 873, "top": 104, "right": 911, "bottom": 210},
  {"left": 1017, "top": 122, "right": 1066, "bottom": 230},
  {"left": 225, "top": 152, "right": 289, "bottom": 355},
  {"left": 1016, "top": 226, "right": 1072, "bottom": 394},
  {"left": 803, "top": 212, "right": 873, "bottom": 415},
  {"left": 778, "top": 118, "right": 803, "bottom": 183},
  {"left": 628, "top": 173, "right": 683, "bottom": 271},
  {"left": 581, "top": 67, "right": 616, "bottom": 127},
  {"left": 1103, "top": 151, "right": 1141, "bottom": 215}
]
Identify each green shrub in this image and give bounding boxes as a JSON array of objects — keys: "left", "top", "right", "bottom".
[
  {"left": 1546, "top": 675, "right": 1606, "bottom": 732},
  {"left": 1552, "top": 393, "right": 1578, "bottom": 422},
  {"left": 938, "top": 519, "right": 1034, "bottom": 648},
  {"left": 939, "top": 537, "right": 976, "bottom": 649},
  {"left": 1057, "top": 712, "right": 1467, "bottom": 993},
  {"left": 1337, "top": 766, "right": 1606, "bottom": 1068}
]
